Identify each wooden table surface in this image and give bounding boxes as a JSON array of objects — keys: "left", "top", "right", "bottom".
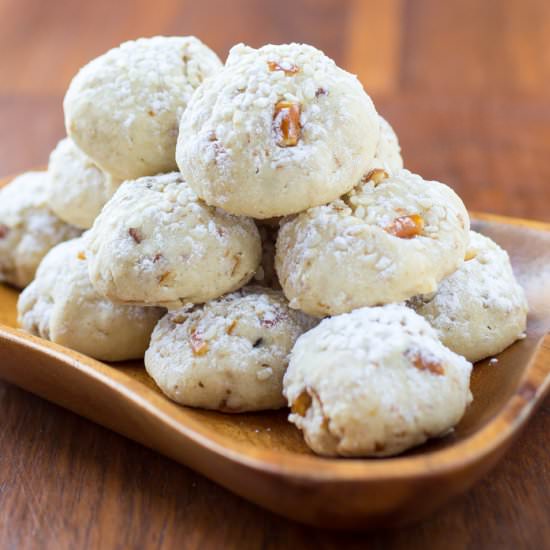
[{"left": 1, "top": 0, "right": 550, "bottom": 547}]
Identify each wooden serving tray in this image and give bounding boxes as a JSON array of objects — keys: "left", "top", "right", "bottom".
[{"left": 1, "top": 174, "right": 549, "bottom": 529}]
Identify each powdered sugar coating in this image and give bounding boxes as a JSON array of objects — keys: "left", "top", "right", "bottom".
[
  {"left": 86, "top": 172, "right": 261, "bottom": 307},
  {"left": 176, "top": 43, "right": 379, "bottom": 218},
  {"left": 18, "top": 238, "right": 164, "bottom": 361},
  {"left": 276, "top": 169, "right": 470, "bottom": 316},
  {"left": 48, "top": 137, "right": 122, "bottom": 229},
  {"left": 64, "top": 36, "right": 222, "bottom": 179},
  {"left": 368, "top": 115, "right": 403, "bottom": 173},
  {"left": 284, "top": 305, "right": 473, "bottom": 457},
  {"left": 145, "top": 286, "right": 317, "bottom": 412},
  {"left": 0, "top": 172, "right": 81, "bottom": 288},
  {"left": 409, "top": 231, "right": 528, "bottom": 362}
]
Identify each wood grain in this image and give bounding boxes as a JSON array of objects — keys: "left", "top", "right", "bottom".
[
  {"left": 346, "top": 0, "right": 403, "bottom": 94},
  {"left": 1, "top": 0, "right": 550, "bottom": 547}
]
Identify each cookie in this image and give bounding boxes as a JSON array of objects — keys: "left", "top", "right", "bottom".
[
  {"left": 368, "top": 115, "right": 403, "bottom": 173},
  {"left": 86, "top": 172, "right": 261, "bottom": 307},
  {"left": 0, "top": 171, "right": 81, "bottom": 288},
  {"left": 18, "top": 238, "right": 164, "bottom": 361},
  {"left": 284, "top": 305, "right": 473, "bottom": 457},
  {"left": 145, "top": 286, "right": 316, "bottom": 412},
  {"left": 409, "top": 231, "right": 528, "bottom": 362},
  {"left": 64, "top": 36, "right": 222, "bottom": 180},
  {"left": 276, "top": 169, "right": 469, "bottom": 316},
  {"left": 176, "top": 42, "right": 379, "bottom": 218},
  {"left": 47, "top": 137, "right": 122, "bottom": 229}
]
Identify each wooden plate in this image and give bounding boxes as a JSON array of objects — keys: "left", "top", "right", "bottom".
[{"left": 1, "top": 173, "right": 550, "bottom": 529}]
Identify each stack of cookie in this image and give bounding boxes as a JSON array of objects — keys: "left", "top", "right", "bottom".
[{"left": 1, "top": 36, "right": 528, "bottom": 457}]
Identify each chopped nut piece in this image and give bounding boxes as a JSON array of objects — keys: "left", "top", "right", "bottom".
[
  {"left": 171, "top": 314, "right": 187, "bottom": 324},
  {"left": 364, "top": 168, "right": 389, "bottom": 185},
  {"left": 273, "top": 100, "right": 301, "bottom": 147},
  {"left": 267, "top": 60, "right": 299, "bottom": 75},
  {"left": 0, "top": 224, "right": 9, "bottom": 239},
  {"left": 226, "top": 319, "right": 237, "bottom": 335},
  {"left": 385, "top": 214, "right": 425, "bottom": 239},
  {"left": 230, "top": 255, "right": 241, "bottom": 277},
  {"left": 158, "top": 271, "right": 170, "bottom": 284},
  {"left": 190, "top": 330, "right": 208, "bottom": 356},
  {"left": 77, "top": 251, "right": 86, "bottom": 261},
  {"left": 409, "top": 351, "right": 444, "bottom": 376},
  {"left": 291, "top": 390, "right": 312, "bottom": 416},
  {"left": 465, "top": 248, "right": 477, "bottom": 261},
  {"left": 128, "top": 227, "right": 143, "bottom": 244}
]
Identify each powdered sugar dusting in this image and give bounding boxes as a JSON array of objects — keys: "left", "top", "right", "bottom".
[
  {"left": 176, "top": 42, "right": 379, "bottom": 217},
  {"left": 48, "top": 137, "right": 122, "bottom": 229},
  {"left": 0, "top": 171, "right": 81, "bottom": 287},
  {"left": 283, "top": 304, "right": 473, "bottom": 457},
  {"left": 408, "top": 231, "right": 528, "bottom": 362},
  {"left": 64, "top": 36, "right": 222, "bottom": 179},
  {"left": 276, "top": 169, "right": 470, "bottom": 316},
  {"left": 17, "top": 237, "right": 163, "bottom": 361},
  {"left": 86, "top": 172, "right": 261, "bottom": 306},
  {"left": 145, "top": 286, "right": 317, "bottom": 412}
]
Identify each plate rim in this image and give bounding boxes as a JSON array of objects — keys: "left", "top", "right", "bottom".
[{"left": 1, "top": 321, "right": 549, "bottom": 483}]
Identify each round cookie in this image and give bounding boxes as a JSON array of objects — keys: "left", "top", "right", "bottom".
[
  {"left": 64, "top": 36, "right": 222, "bottom": 180},
  {"left": 176, "top": 42, "right": 380, "bottom": 218},
  {"left": 145, "top": 286, "right": 317, "bottom": 412},
  {"left": 368, "top": 115, "right": 403, "bottom": 173},
  {"left": 48, "top": 137, "right": 122, "bottom": 229},
  {"left": 18, "top": 238, "right": 164, "bottom": 361},
  {"left": 276, "top": 169, "right": 469, "bottom": 317},
  {"left": 284, "top": 304, "right": 473, "bottom": 457},
  {"left": 86, "top": 172, "right": 262, "bottom": 307},
  {"left": 0, "top": 171, "right": 81, "bottom": 288},
  {"left": 408, "top": 231, "right": 528, "bottom": 362}
]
